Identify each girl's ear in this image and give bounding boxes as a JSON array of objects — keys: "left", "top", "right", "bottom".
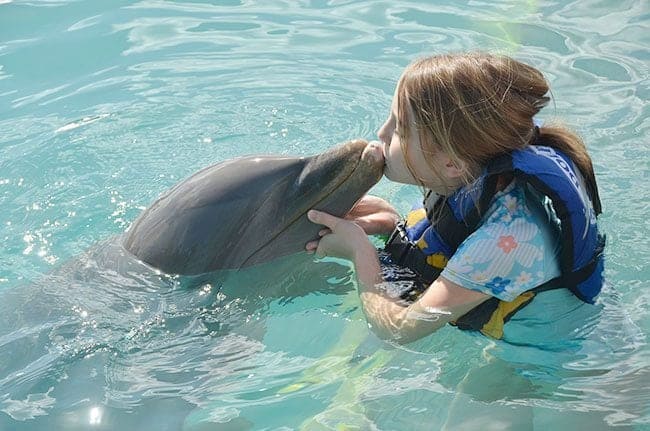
[{"left": 443, "top": 156, "right": 467, "bottom": 179}]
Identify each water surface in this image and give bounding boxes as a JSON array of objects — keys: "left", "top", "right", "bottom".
[{"left": 0, "top": 1, "right": 648, "bottom": 429}]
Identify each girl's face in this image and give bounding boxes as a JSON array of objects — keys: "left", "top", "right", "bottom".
[{"left": 377, "top": 86, "right": 464, "bottom": 195}]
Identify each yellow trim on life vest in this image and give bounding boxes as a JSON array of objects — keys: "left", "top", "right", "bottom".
[
  {"left": 479, "top": 291, "right": 536, "bottom": 339},
  {"left": 406, "top": 208, "right": 427, "bottom": 227},
  {"left": 426, "top": 253, "right": 448, "bottom": 270}
]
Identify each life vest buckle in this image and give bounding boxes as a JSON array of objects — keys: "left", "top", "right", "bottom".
[
  {"left": 385, "top": 221, "right": 417, "bottom": 265},
  {"left": 384, "top": 221, "right": 442, "bottom": 285}
]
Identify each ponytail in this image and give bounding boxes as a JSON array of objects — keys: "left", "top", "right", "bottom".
[{"left": 537, "top": 124, "right": 602, "bottom": 214}]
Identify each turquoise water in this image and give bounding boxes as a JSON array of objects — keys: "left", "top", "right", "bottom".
[{"left": 1, "top": 0, "right": 648, "bottom": 430}]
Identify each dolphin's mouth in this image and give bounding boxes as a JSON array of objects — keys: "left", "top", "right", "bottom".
[{"left": 240, "top": 145, "right": 369, "bottom": 268}]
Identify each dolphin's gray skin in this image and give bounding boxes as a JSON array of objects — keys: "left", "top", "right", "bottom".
[{"left": 122, "top": 139, "right": 384, "bottom": 274}]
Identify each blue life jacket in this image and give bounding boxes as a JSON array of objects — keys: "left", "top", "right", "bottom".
[{"left": 384, "top": 144, "right": 605, "bottom": 339}]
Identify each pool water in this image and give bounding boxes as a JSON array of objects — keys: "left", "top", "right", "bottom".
[{"left": 1, "top": 1, "right": 648, "bottom": 430}]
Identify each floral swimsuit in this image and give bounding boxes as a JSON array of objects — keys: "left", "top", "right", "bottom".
[{"left": 441, "top": 181, "right": 562, "bottom": 301}]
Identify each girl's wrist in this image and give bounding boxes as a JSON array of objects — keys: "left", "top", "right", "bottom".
[{"left": 352, "top": 242, "right": 383, "bottom": 289}]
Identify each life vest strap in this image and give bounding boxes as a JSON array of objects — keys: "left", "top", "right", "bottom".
[
  {"left": 425, "top": 194, "right": 475, "bottom": 253},
  {"left": 452, "top": 291, "right": 536, "bottom": 339},
  {"left": 385, "top": 221, "right": 442, "bottom": 284},
  {"left": 563, "top": 233, "right": 606, "bottom": 303}
]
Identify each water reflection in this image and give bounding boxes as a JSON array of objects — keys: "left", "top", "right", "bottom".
[{"left": 88, "top": 406, "right": 102, "bottom": 425}]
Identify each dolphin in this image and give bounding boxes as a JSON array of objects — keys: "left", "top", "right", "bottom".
[
  {"left": 0, "top": 139, "right": 382, "bottom": 430},
  {"left": 122, "top": 139, "right": 384, "bottom": 275}
]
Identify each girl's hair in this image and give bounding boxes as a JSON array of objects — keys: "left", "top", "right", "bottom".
[{"left": 396, "top": 52, "right": 598, "bottom": 194}]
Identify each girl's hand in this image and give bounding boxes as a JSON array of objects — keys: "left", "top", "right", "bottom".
[
  {"left": 305, "top": 210, "right": 372, "bottom": 260},
  {"left": 344, "top": 195, "right": 400, "bottom": 235}
]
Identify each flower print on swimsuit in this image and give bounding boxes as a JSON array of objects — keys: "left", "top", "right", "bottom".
[
  {"left": 515, "top": 271, "right": 532, "bottom": 285},
  {"left": 474, "top": 218, "right": 541, "bottom": 272},
  {"left": 485, "top": 276, "right": 512, "bottom": 295},
  {"left": 454, "top": 253, "right": 474, "bottom": 273},
  {"left": 453, "top": 205, "right": 544, "bottom": 296},
  {"left": 503, "top": 193, "right": 519, "bottom": 213},
  {"left": 497, "top": 235, "right": 518, "bottom": 253},
  {"left": 488, "top": 183, "right": 531, "bottom": 225}
]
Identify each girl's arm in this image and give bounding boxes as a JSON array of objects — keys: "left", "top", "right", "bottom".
[{"left": 307, "top": 210, "right": 490, "bottom": 344}]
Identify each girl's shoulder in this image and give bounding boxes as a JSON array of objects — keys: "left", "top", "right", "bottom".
[{"left": 441, "top": 181, "right": 562, "bottom": 301}]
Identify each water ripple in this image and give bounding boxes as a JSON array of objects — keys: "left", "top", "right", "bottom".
[{"left": 0, "top": 0, "right": 648, "bottom": 429}]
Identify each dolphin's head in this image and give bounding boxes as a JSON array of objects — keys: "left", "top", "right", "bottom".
[
  {"left": 123, "top": 139, "right": 384, "bottom": 274},
  {"left": 240, "top": 139, "right": 385, "bottom": 268}
]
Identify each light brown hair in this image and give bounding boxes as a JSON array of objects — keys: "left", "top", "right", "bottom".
[{"left": 396, "top": 52, "right": 598, "bottom": 200}]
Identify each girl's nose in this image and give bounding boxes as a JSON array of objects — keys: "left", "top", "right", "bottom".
[{"left": 377, "top": 124, "right": 388, "bottom": 146}]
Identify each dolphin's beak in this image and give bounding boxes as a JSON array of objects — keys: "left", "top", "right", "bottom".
[{"left": 362, "top": 140, "right": 385, "bottom": 169}]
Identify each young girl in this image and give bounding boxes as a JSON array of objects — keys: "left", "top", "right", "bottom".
[{"left": 306, "top": 52, "right": 605, "bottom": 345}]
